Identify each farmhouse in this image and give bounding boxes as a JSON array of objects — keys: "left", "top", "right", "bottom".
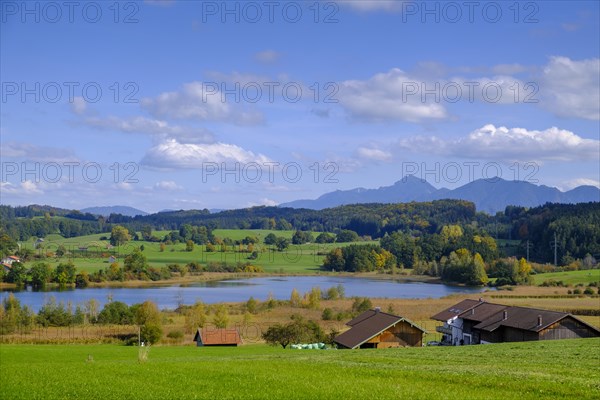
[
  {"left": 1, "top": 255, "right": 20, "bottom": 271},
  {"left": 433, "top": 299, "right": 600, "bottom": 345},
  {"left": 193, "top": 328, "right": 242, "bottom": 347},
  {"left": 334, "top": 308, "right": 426, "bottom": 349}
]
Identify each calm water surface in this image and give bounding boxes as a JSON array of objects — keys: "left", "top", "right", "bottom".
[{"left": 1, "top": 276, "right": 488, "bottom": 311}]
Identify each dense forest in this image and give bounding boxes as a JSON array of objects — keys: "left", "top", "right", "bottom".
[{"left": 1, "top": 201, "right": 599, "bottom": 265}]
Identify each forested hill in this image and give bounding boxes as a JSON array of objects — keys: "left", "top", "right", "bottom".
[
  {"left": 1, "top": 200, "right": 475, "bottom": 240},
  {"left": 1, "top": 201, "right": 599, "bottom": 264}
]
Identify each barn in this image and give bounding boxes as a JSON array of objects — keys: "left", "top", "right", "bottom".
[
  {"left": 433, "top": 299, "right": 600, "bottom": 345},
  {"left": 193, "top": 328, "right": 242, "bottom": 347},
  {"left": 334, "top": 308, "right": 426, "bottom": 349}
]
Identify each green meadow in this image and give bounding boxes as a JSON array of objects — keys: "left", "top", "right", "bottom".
[
  {"left": 1, "top": 339, "right": 598, "bottom": 400},
  {"left": 534, "top": 269, "right": 600, "bottom": 286},
  {"left": 18, "top": 229, "right": 371, "bottom": 274}
]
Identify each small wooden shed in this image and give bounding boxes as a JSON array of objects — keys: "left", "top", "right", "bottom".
[{"left": 193, "top": 328, "right": 242, "bottom": 347}]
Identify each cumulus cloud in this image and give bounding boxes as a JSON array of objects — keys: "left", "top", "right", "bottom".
[
  {"left": 141, "top": 82, "right": 264, "bottom": 125},
  {"left": 82, "top": 116, "right": 214, "bottom": 144},
  {"left": 540, "top": 56, "right": 600, "bottom": 120},
  {"left": 338, "top": 68, "right": 448, "bottom": 122},
  {"left": 396, "top": 124, "right": 599, "bottom": 162},
  {"left": 254, "top": 50, "right": 281, "bottom": 64},
  {"left": 141, "top": 139, "right": 272, "bottom": 169},
  {"left": 1, "top": 181, "right": 43, "bottom": 195}
]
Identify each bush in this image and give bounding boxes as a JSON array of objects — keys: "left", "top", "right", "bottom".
[
  {"left": 166, "top": 330, "right": 184, "bottom": 340},
  {"left": 583, "top": 287, "right": 595, "bottom": 295},
  {"left": 322, "top": 308, "right": 334, "bottom": 321},
  {"left": 141, "top": 323, "right": 163, "bottom": 344},
  {"left": 97, "top": 301, "right": 133, "bottom": 325}
]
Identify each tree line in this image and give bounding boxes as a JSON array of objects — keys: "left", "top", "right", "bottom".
[{"left": 2, "top": 201, "right": 599, "bottom": 265}]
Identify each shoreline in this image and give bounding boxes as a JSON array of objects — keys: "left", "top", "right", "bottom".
[{"left": 0, "top": 271, "right": 445, "bottom": 292}]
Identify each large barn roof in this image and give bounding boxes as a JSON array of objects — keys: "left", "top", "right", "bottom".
[
  {"left": 334, "top": 309, "right": 426, "bottom": 349},
  {"left": 433, "top": 300, "right": 600, "bottom": 334}
]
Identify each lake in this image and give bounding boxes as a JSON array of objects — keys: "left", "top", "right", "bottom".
[{"left": 1, "top": 276, "right": 489, "bottom": 312}]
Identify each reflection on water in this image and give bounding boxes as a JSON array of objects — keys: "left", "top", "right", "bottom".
[{"left": 1, "top": 276, "right": 489, "bottom": 312}]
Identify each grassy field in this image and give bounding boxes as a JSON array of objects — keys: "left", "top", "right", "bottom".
[
  {"left": 1, "top": 339, "right": 598, "bottom": 400},
  {"left": 533, "top": 269, "right": 600, "bottom": 286},
  {"left": 19, "top": 230, "right": 371, "bottom": 274}
]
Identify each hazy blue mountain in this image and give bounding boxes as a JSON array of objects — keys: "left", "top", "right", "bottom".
[
  {"left": 563, "top": 186, "right": 600, "bottom": 203},
  {"left": 281, "top": 175, "right": 439, "bottom": 210},
  {"left": 81, "top": 206, "right": 149, "bottom": 217},
  {"left": 280, "top": 177, "right": 600, "bottom": 214}
]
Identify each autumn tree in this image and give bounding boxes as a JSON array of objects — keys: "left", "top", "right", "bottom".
[
  {"left": 184, "top": 301, "right": 207, "bottom": 333},
  {"left": 212, "top": 304, "right": 230, "bottom": 328},
  {"left": 110, "top": 225, "right": 131, "bottom": 246},
  {"left": 290, "top": 288, "right": 301, "bottom": 307},
  {"left": 133, "top": 300, "right": 163, "bottom": 344}
]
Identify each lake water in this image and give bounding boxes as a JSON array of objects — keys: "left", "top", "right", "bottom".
[{"left": 1, "top": 276, "right": 488, "bottom": 312}]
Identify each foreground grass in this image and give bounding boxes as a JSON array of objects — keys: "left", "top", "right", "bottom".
[{"left": 1, "top": 339, "right": 598, "bottom": 400}]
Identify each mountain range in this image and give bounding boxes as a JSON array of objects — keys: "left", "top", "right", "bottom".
[
  {"left": 80, "top": 206, "right": 149, "bottom": 217},
  {"left": 280, "top": 176, "right": 600, "bottom": 214}
]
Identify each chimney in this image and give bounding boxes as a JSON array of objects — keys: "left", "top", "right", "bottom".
[
  {"left": 374, "top": 307, "right": 381, "bottom": 313},
  {"left": 503, "top": 310, "right": 508, "bottom": 320},
  {"left": 471, "top": 309, "right": 475, "bottom": 315},
  {"left": 537, "top": 315, "right": 542, "bottom": 326}
]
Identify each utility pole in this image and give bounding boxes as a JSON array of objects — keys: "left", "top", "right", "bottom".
[
  {"left": 554, "top": 232, "right": 558, "bottom": 266},
  {"left": 525, "top": 240, "right": 533, "bottom": 263},
  {"left": 549, "top": 233, "right": 558, "bottom": 266}
]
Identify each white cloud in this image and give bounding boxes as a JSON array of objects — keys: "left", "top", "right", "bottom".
[
  {"left": 83, "top": 116, "right": 214, "bottom": 144},
  {"left": 254, "top": 50, "right": 281, "bottom": 64},
  {"left": 356, "top": 147, "right": 392, "bottom": 162},
  {"left": 1, "top": 181, "right": 43, "bottom": 195},
  {"left": 540, "top": 56, "right": 600, "bottom": 120},
  {"left": 338, "top": 68, "right": 448, "bottom": 122},
  {"left": 154, "top": 180, "right": 183, "bottom": 191},
  {"left": 246, "top": 198, "right": 278, "bottom": 207},
  {"left": 141, "top": 82, "right": 264, "bottom": 125},
  {"left": 396, "top": 124, "right": 599, "bottom": 162},
  {"left": 71, "top": 96, "right": 87, "bottom": 115},
  {"left": 141, "top": 139, "right": 272, "bottom": 169},
  {"left": 559, "top": 178, "right": 600, "bottom": 191}
]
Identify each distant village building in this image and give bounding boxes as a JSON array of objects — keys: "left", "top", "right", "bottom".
[
  {"left": 193, "top": 328, "right": 242, "bottom": 347},
  {"left": 334, "top": 308, "right": 427, "bottom": 349},
  {"left": 433, "top": 299, "right": 600, "bottom": 345},
  {"left": 108, "top": 256, "right": 116, "bottom": 263},
  {"left": 1, "top": 255, "right": 20, "bottom": 271}
]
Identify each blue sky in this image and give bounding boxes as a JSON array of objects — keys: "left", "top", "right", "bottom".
[{"left": 1, "top": 0, "right": 599, "bottom": 212}]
